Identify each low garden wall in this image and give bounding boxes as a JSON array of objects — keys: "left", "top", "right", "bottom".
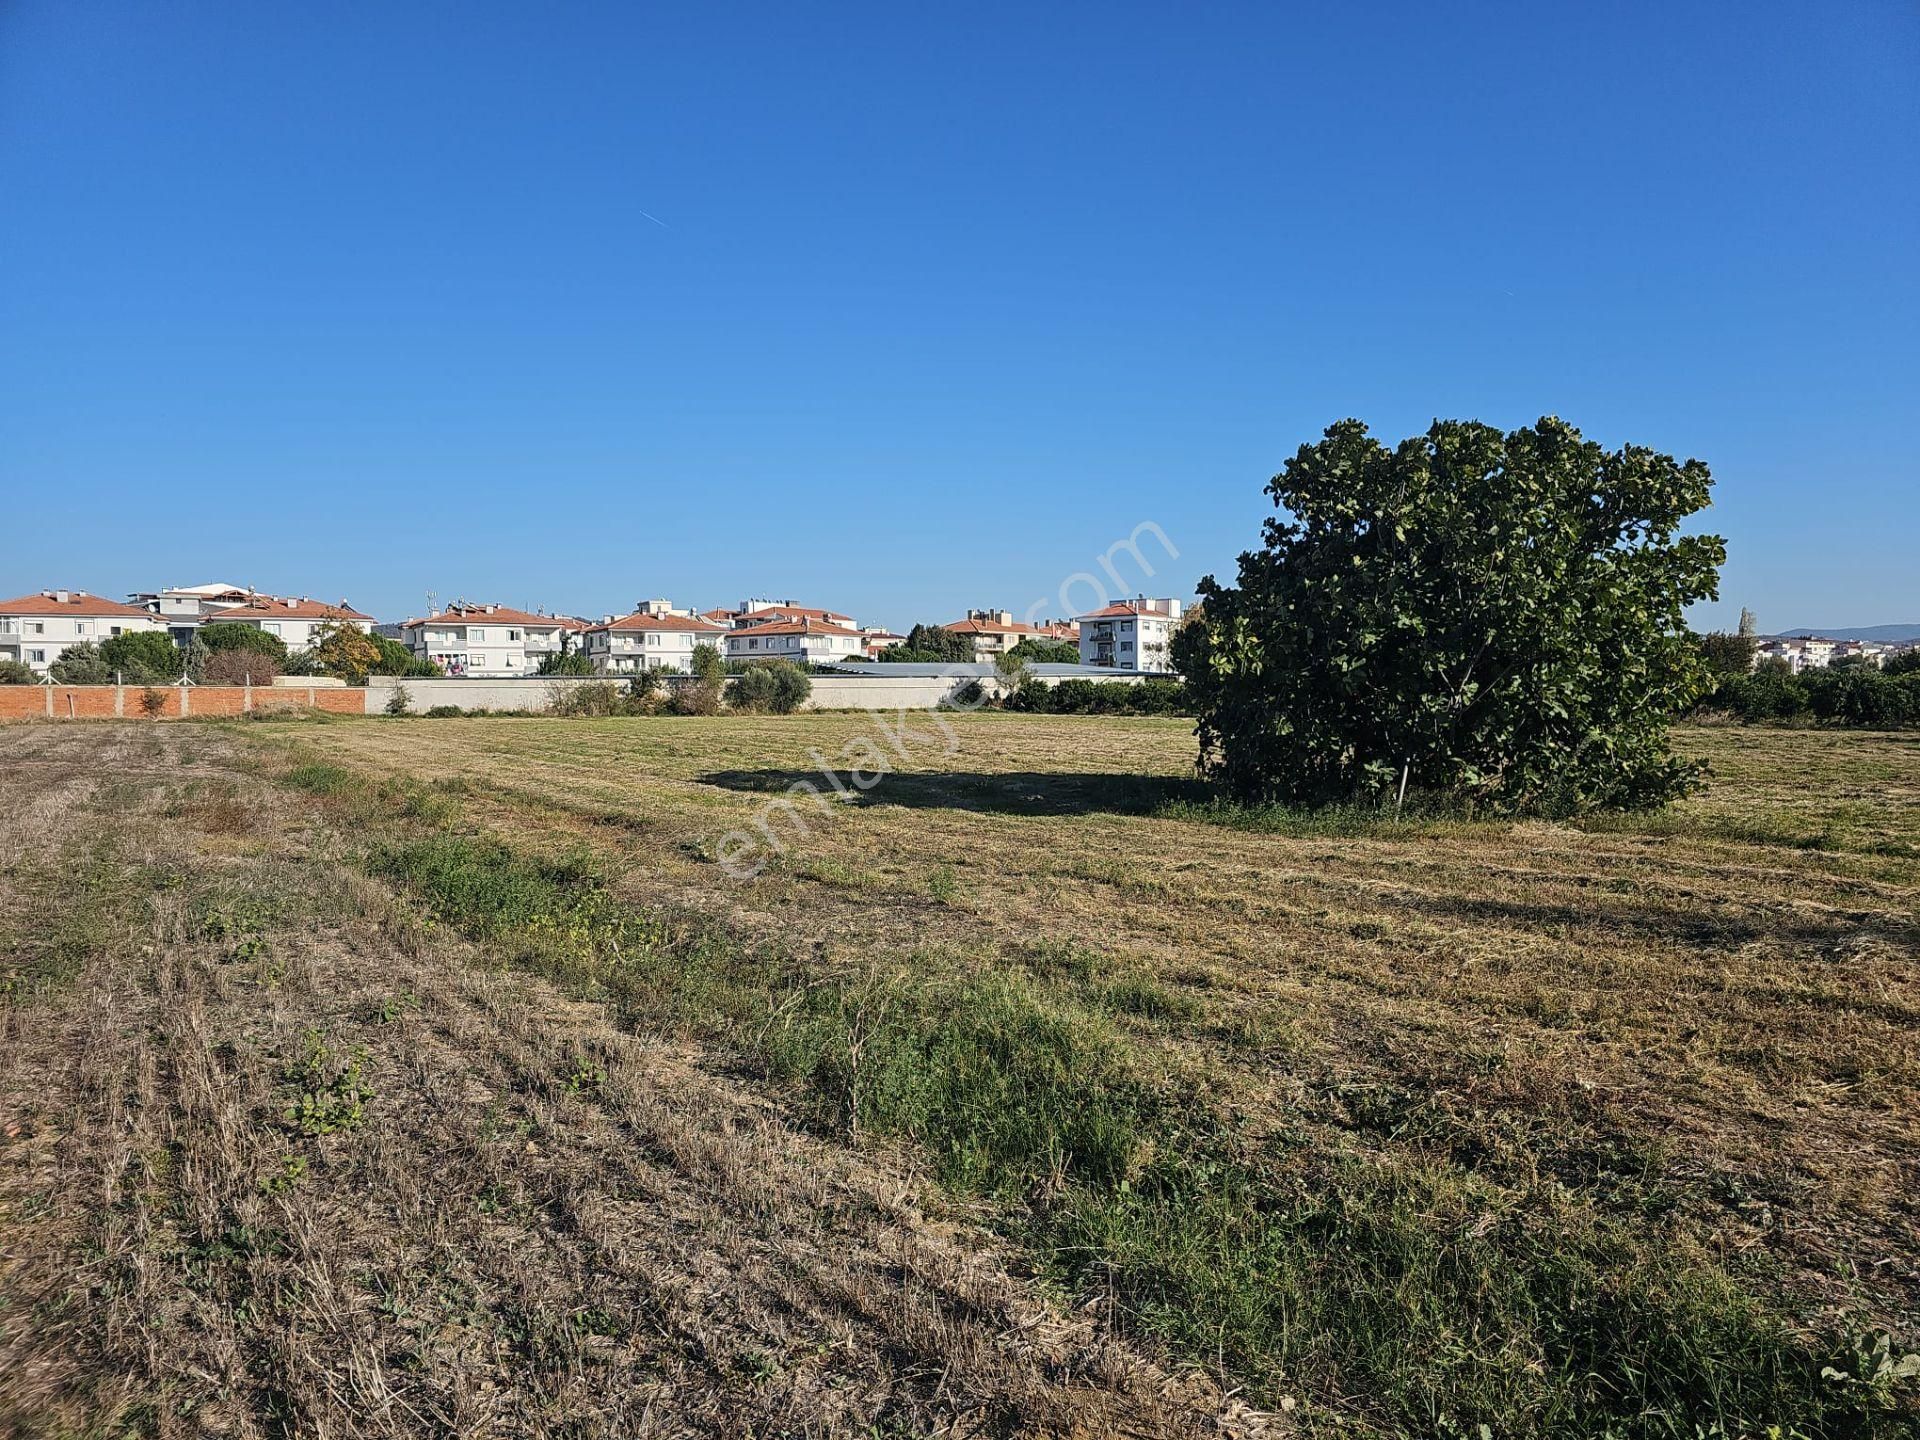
[{"left": 0, "top": 684, "right": 367, "bottom": 722}]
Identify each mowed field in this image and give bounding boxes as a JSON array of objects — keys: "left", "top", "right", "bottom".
[{"left": 1, "top": 714, "right": 1915, "bottom": 1438}]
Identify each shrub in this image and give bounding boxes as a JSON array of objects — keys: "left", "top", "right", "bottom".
[
  {"left": 732, "top": 660, "right": 812, "bottom": 714},
  {"left": 49, "top": 642, "right": 112, "bottom": 685},
  {"left": 424, "top": 704, "right": 464, "bottom": 719},
  {"left": 537, "top": 650, "right": 596, "bottom": 676},
  {"left": 1008, "top": 638, "right": 1081, "bottom": 664},
  {"left": 200, "top": 624, "right": 289, "bottom": 660},
  {"left": 1050, "top": 679, "right": 1098, "bottom": 714},
  {"left": 0, "top": 659, "right": 35, "bottom": 684},
  {"left": 370, "top": 632, "right": 441, "bottom": 677},
  {"left": 384, "top": 684, "right": 413, "bottom": 716},
  {"left": 1131, "top": 678, "right": 1188, "bottom": 715},
  {"left": 138, "top": 687, "right": 169, "bottom": 717},
  {"left": 548, "top": 681, "right": 624, "bottom": 718},
  {"left": 203, "top": 648, "right": 282, "bottom": 687},
  {"left": 1005, "top": 677, "right": 1052, "bottom": 713},
  {"left": 1695, "top": 630, "right": 1757, "bottom": 677},
  {"left": 100, "top": 631, "right": 184, "bottom": 683},
  {"left": 1883, "top": 648, "right": 1920, "bottom": 677},
  {"left": 311, "top": 619, "right": 382, "bottom": 684}
]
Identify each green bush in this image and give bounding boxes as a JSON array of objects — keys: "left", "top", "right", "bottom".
[
  {"left": 0, "top": 658, "right": 35, "bottom": 684},
  {"left": 200, "top": 624, "right": 288, "bottom": 660},
  {"left": 1050, "top": 679, "right": 1098, "bottom": 713},
  {"left": 100, "top": 630, "right": 185, "bottom": 682},
  {"left": 536, "top": 650, "right": 596, "bottom": 676},
  {"left": 49, "top": 642, "right": 112, "bottom": 685},
  {"left": 1008, "top": 638, "right": 1082, "bottom": 664},
  {"left": 731, "top": 660, "right": 812, "bottom": 714},
  {"left": 370, "top": 633, "right": 441, "bottom": 678}
]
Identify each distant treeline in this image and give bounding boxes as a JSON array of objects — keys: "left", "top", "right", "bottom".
[{"left": 1693, "top": 633, "right": 1920, "bottom": 727}]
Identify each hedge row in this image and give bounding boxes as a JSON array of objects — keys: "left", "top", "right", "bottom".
[
  {"left": 1001, "top": 677, "right": 1189, "bottom": 716},
  {"left": 1698, "top": 665, "right": 1920, "bottom": 727}
]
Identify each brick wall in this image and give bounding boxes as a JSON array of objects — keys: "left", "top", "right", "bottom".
[{"left": 0, "top": 686, "right": 369, "bottom": 722}]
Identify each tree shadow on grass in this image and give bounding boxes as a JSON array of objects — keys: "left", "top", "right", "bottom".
[{"left": 698, "top": 768, "right": 1210, "bottom": 818}]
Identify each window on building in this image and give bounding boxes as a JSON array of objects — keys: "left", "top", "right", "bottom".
[
  {"left": 28, "top": 622, "right": 45, "bottom": 634},
  {"left": 29, "top": 649, "right": 46, "bottom": 662},
  {"left": 264, "top": 623, "right": 280, "bottom": 635},
  {"left": 507, "top": 629, "right": 521, "bottom": 642},
  {"left": 74, "top": 622, "right": 89, "bottom": 636},
  {"left": 471, "top": 654, "right": 488, "bottom": 669},
  {"left": 470, "top": 628, "right": 487, "bottom": 643}
]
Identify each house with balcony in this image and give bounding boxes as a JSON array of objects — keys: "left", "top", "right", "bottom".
[
  {"left": 942, "top": 610, "right": 1081, "bottom": 661},
  {"left": 401, "top": 603, "right": 583, "bottom": 677},
  {"left": 723, "top": 617, "right": 865, "bottom": 665},
  {"left": 198, "top": 596, "right": 375, "bottom": 652},
  {"left": 1075, "top": 599, "right": 1182, "bottom": 673},
  {"left": 582, "top": 603, "right": 730, "bottom": 674},
  {"left": 128, "top": 582, "right": 258, "bottom": 647},
  {"left": 709, "top": 599, "right": 860, "bottom": 631},
  {"left": 0, "top": 590, "right": 170, "bottom": 674}
]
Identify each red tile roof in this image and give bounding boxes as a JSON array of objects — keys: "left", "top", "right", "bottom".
[
  {"left": 731, "top": 605, "right": 855, "bottom": 627},
  {"left": 0, "top": 590, "right": 157, "bottom": 620},
  {"left": 202, "top": 597, "right": 374, "bottom": 623},
  {"left": 725, "top": 618, "right": 861, "bottom": 639},
  {"left": 1074, "top": 602, "right": 1175, "bottom": 621},
  {"left": 401, "top": 604, "right": 574, "bottom": 630},
  {"left": 587, "top": 611, "right": 730, "bottom": 635}
]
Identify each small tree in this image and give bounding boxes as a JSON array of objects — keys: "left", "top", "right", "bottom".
[
  {"left": 0, "top": 659, "right": 36, "bottom": 684},
  {"left": 138, "top": 687, "right": 169, "bottom": 717},
  {"left": 673, "top": 644, "right": 728, "bottom": 715},
  {"left": 1696, "top": 631, "right": 1756, "bottom": 678},
  {"left": 1179, "top": 417, "right": 1724, "bottom": 814},
  {"left": 1008, "top": 638, "right": 1080, "bottom": 664},
  {"left": 310, "top": 618, "right": 382, "bottom": 684},
  {"left": 537, "top": 650, "right": 596, "bottom": 676},
  {"left": 385, "top": 684, "right": 414, "bottom": 716},
  {"left": 369, "top": 633, "right": 440, "bottom": 678},
  {"left": 203, "top": 648, "right": 283, "bottom": 687},
  {"left": 994, "top": 649, "right": 1030, "bottom": 688},
  {"left": 100, "top": 631, "right": 183, "bottom": 682},
  {"left": 201, "top": 624, "right": 289, "bottom": 660},
  {"left": 50, "top": 643, "right": 112, "bottom": 685}
]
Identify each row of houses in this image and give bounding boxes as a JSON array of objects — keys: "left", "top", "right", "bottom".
[
  {"left": 0, "top": 585, "right": 1189, "bottom": 677},
  {"left": 1753, "top": 636, "right": 1907, "bottom": 673}
]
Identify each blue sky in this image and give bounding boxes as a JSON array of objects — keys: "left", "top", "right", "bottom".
[{"left": 2, "top": 1, "right": 1914, "bottom": 632}]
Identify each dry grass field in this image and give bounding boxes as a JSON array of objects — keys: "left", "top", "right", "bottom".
[{"left": 2, "top": 713, "right": 1915, "bottom": 1438}]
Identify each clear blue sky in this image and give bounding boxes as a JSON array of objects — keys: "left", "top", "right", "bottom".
[{"left": 3, "top": 1, "right": 1914, "bottom": 632}]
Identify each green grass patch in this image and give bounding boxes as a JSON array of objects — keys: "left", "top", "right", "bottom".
[{"left": 271, "top": 750, "right": 1916, "bottom": 1439}]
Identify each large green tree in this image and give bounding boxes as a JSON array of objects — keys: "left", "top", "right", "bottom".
[
  {"left": 1175, "top": 417, "right": 1725, "bottom": 814},
  {"left": 99, "top": 631, "right": 184, "bottom": 682}
]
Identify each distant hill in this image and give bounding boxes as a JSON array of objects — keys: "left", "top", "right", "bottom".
[{"left": 1774, "top": 624, "right": 1920, "bottom": 643}]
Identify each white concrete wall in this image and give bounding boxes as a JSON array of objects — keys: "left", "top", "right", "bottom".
[{"left": 365, "top": 670, "right": 1149, "bottom": 715}]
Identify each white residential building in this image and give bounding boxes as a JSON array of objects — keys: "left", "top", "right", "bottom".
[
  {"left": 401, "top": 603, "right": 583, "bottom": 677},
  {"left": 1076, "top": 599, "right": 1182, "bottom": 673},
  {"left": 0, "top": 589, "right": 170, "bottom": 674},
  {"left": 943, "top": 610, "right": 1081, "bottom": 661},
  {"left": 583, "top": 605, "right": 730, "bottom": 674},
  {"left": 705, "top": 600, "right": 860, "bottom": 631},
  {"left": 724, "top": 617, "right": 866, "bottom": 665},
  {"left": 198, "top": 596, "right": 376, "bottom": 652},
  {"left": 129, "top": 582, "right": 257, "bottom": 647}
]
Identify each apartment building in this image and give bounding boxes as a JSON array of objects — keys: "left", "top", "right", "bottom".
[
  {"left": 1076, "top": 599, "right": 1182, "bottom": 673},
  {"left": 401, "top": 603, "right": 583, "bottom": 677},
  {"left": 582, "top": 603, "right": 730, "bottom": 674},
  {"left": 943, "top": 609, "right": 1080, "bottom": 661},
  {"left": 128, "top": 582, "right": 257, "bottom": 647},
  {"left": 707, "top": 599, "right": 860, "bottom": 631},
  {"left": 199, "top": 596, "right": 375, "bottom": 651},
  {"left": 0, "top": 590, "right": 170, "bottom": 674},
  {"left": 724, "top": 617, "right": 865, "bottom": 664}
]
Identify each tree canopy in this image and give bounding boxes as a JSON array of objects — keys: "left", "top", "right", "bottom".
[
  {"left": 99, "top": 631, "right": 184, "bottom": 683},
  {"left": 1175, "top": 417, "right": 1725, "bottom": 815}
]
